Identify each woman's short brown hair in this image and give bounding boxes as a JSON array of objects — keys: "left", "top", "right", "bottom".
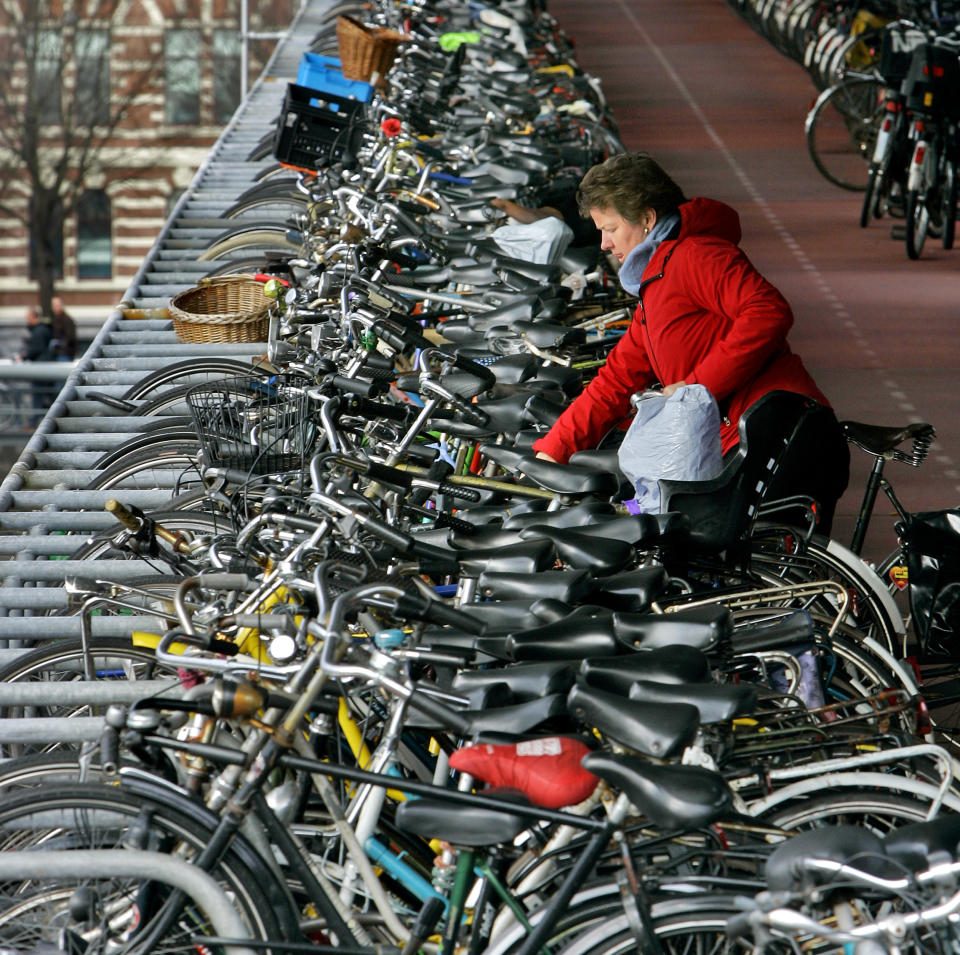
[{"left": 577, "top": 152, "right": 686, "bottom": 223}]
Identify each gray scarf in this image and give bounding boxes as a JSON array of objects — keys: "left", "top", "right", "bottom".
[{"left": 617, "top": 212, "right": 681, "bottom": 296}]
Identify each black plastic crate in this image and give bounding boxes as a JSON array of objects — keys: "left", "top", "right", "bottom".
[{"left": 272, "top": 83, "right": 367, "bottom": 171}]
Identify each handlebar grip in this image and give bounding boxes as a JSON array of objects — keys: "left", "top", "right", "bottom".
[
  {"left": 329, "top": 374, "right": 382, "bottom": 398},
  {"left": 347, "top": 397, "right": 415, "bottom": 424},
  {"left": 435, "top": 481, "right": 482, "bottom": 502},
  {"left": 432, "top": 349, "right": 498, "bottom": 391},
  {"left": 394, "top": 592, "right": 486, "bottom": 634},
  {"left": 357, "top": 512, "right": 416, "bottom": 555},
  {"left": 195, "top": 574, "right": 254, "bottom": 592},
  {"left": 205, "top": 466, "right": 261, "bottom": 486},
  {"left": 206, "top": 636, "right": 240, "bottom": 656},
  {"left": 374, "top": 321, "right": 430, "bottom": 353},
  {"left": 100, "top": 725, "right": 120, "bottom": 775},
  {"left": 366, "top": 460, "right": 414, "bottom": 489},
  {"left": 408, "top": 687, "right": 474, "bottom": 736},
  {"left": 105, "top": 499, "right": 142, "bottom": 533},
  {"left": 390, "top": 202, "right": 427, "bottom": 238}
]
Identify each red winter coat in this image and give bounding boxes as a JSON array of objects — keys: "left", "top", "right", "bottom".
[{"left": 532, "top": 197, "right": 830, "bottom": 463}]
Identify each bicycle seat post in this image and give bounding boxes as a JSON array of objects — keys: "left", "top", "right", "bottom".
[{"left": 850, "top": 450, "right": 887, "bottom": 557}]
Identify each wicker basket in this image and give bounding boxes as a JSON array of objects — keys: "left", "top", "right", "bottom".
[
  {"left": 336, "top": 15, "right": 407, "bottom": 84},
  {"left": 168, "top": 275, "right": 270, "bottom": 344}
]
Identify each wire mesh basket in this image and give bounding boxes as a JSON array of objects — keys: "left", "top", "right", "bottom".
[
  {"left": 336, "top": 15, "right": 407, "bottom": 84},
  {"left": 168, "top": 276, "right": 271, "bottom": 344},
  {"left": 186, "top": 376, "right": 316, "bottom": 476}
]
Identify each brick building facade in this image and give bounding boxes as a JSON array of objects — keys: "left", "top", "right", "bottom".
[{"left": 0, "top": 0, "right": 293, "bottom": 345}]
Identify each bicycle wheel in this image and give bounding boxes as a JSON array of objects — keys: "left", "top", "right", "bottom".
[
  {"left": 0, "top": 783, "right": 288, "bottom": 953},
  {"left": 550, "top": 894, "right": 774, "bottom": 955},
  {"left": 85, "top": 447, "right": 202, "bottom": 492},
  {"left": 133, "top": 385, "right": 203, "bottom": 417},
  {"left": 761, "top": 789, "right": 935, "bottom": 834},
  {"left": 0, "top": 625, "right": 183, "bottom": 760},
  {"left": 93, "top": 431, "right": 203, "bottom": 470},
  {"left": 747, "top": 526, "right": 907, "bottom": 654},
  {"left": 196, "top": 225, "right": 301, "bottom": 262},
  {"left": 905, "top": 185, "right": 931, "bottom": 259},
  {"left": 0, "top": 752, "right": 113, "bottom": 793},
  {"left": 121, "top": 359, "right": 263, "bottom": 401},
  {"left": 203, "top": 256, "right": 292, "bottom": 279},
  {"left": 941, "top": 155, "right": 957, "bottom": 250},
  {"left": 860, "top": 160, "right": 891, "bottom": 227},
  {"left": 805, "top": 77, "right": 884, "bottom": 190}
]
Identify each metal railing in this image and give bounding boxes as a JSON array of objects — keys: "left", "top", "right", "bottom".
[{"left": 0, "top": 0, "right": 326, "bottom": 638}]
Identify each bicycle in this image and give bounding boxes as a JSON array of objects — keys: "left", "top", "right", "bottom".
[{"left": 898, "top": 34, "right": 960, "bottom": 258}]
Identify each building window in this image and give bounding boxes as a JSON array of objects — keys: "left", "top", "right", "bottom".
[
  {"left": 77, "top": 190, "right": 111, "bottom": 279},
  {"left": 29, "top": 195, "right": 64, "bottom": 280},
  {"left": 33, "top": 28, "right": 62, "bottom": 125},
  {"left": 165, "top": 30, "right": 200, "bottom": 124},
  {"left": 213, "top": 29, "right": 242, "bottom": 122},
  {"left": 76, "top": 29, "right": 110, "bottom": 127}
]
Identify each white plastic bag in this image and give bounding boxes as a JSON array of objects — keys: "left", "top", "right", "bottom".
[
  {"left": 490, "top": 216, "right": 574, "bottom": 265},
  {"left": 617, "top": 384, "right": 724, "bottom": 513}
]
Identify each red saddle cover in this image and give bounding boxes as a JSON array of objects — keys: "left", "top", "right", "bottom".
[{"left": 449, "top": 736, "right": 598, "bottom": 809}]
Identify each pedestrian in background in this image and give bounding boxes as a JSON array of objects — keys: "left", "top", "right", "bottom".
[
  {"left": 50, "top": 296, "right": 77, "bottom": 360},
  {"left": 17, "top": 306, "right": 56, "bottom": 413}
]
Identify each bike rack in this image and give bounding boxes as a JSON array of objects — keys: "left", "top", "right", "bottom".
[
  {"left": 0, "top": 0, "right": 331, "bottom": 637},
  {"left": 0, "top": 850, "right": 257, "bottom": 955}
]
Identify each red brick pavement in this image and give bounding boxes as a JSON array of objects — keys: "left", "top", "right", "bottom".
[{"left": 549, "top": 0, "right": 960, "bottom": 565}]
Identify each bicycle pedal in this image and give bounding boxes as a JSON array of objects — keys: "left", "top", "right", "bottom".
[{"left": 890, "top": 224, "right": 906, "bottom": 240}]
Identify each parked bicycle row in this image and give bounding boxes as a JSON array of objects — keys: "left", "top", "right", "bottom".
[
  {"left": 4, "top": 0, "right": 960, "bottom": 951},
  {"left": 729, "top": 0, "right": 960, "bottom": 258}
]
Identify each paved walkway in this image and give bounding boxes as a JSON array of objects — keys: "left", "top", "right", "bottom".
[{"left": 551, "top": 0, "right": 959, "bottom": 564}]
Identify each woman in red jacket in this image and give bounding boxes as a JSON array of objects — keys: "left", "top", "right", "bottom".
[{"left": 532, "top": 152, "right": 849, "bottom": 532}]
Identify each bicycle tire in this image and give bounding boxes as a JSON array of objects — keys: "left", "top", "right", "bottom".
[
  {"left": 941, "top": 156, "right": 957, "bottom": 250},
  {"left": 0, "top": 635, "right": 180, "bottom": 758},
  {"left": 747, "top": 526, "right": 907, "bottom": 653},
  {"left": 196, "top": 225, "right": 302, "bottom": 262},
  {"left": 761, "top": 789, "right": 935, "bottom": 834},
  {"left": 522, "top": 892, "right": 764, "bottom": 955},
  {"left": 133, "top": 384, "right": 207, "bottom": 417},
  {"left": 905, "top": 186, "right": 930, "bottom": 259},
  {"left": 121, "top": 358, "right": 264, "bottom": 401},
  {"left": 805, "top": 77, "right": 884, "bottom": 191},
  {"left": 0, "top": 752, "right": 117, "bottom": 793},
  {"left": 85, "top": 447, "right": 201, "bottom": 492},
  {"left": 93, "top": 431, "right": 202, "bottom": 470},
  {"left": 0, "top": 783, "right": 287, "bottom": 953},
  {"left": 202, "top": 256, "right": 292, "bottom": 279},
  {"left": 860, "top": 162, "right": 885, "bottom": 227}
]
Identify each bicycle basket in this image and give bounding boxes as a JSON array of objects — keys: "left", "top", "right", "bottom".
[
  {"left": 168, "top": 276, "right": 270, "bottom": 344},
  {"left": 186, "top": 375, "right": 316, "bottom": 476},
  {"left": 900, "top": 508, "right": 960, "bottom": 659},
  {"left": 335, "top": 15, "right": 408, "bottom": 84}
]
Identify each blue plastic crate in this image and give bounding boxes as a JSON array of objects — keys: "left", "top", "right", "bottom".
[{"left": 297, "top": 52, "right": 373, "bottom": 104}]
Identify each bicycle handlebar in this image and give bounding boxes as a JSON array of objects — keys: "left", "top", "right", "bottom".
[{"left": 732, "top": 852, "right": 960, "bottom": 948}]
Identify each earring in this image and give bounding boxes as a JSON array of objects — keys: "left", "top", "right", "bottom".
[{"left": 643, "top": 226, "right": 649, "bottom": 235}]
